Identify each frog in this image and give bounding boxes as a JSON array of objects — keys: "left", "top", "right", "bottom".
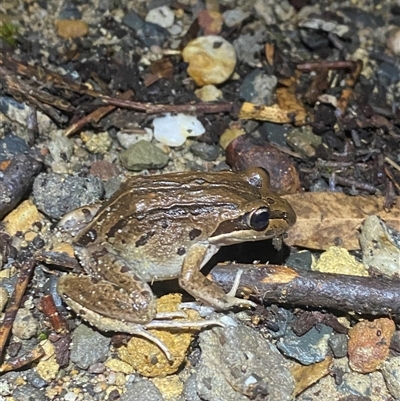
[{"left": 51, "top": 167, "right": 296, "bottom": 359}]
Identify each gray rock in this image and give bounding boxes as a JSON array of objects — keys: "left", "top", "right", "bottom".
[
  {"left": 196, "top": 324, "right": 295, "bottom": 401},
  {"left": 328, "top": 333, "right": 348, "bottom": 358},
  {"left": 0, "top": 134, "right": 30, "bottom": 161},
  {"left": 223, "top": 9, "right": 250, "bottom": 27},
  {"left": 359, "top": 215, "right": 400, "bottom": 279},
  {"left": 12, "top": 308, "right": 38, "bottom": 340},
  {"left": 277, "top": 325, "right": 333, "bottom": 365},
  {"left": 0, "top": 98, "right": 33, "bottom": 130},
  {"left": 239, "top": 70, "right": 277, "bottom": 105},
  {"left": 382, "top": 356, "right": 400, "bottom": 398},
  {"left": 258, "top": 122, "right": 290, "bottom": 146},
  {"left": 190, "top": 142, "right": 220, "bottom": 161},
  {"left": 58, "top": 2, "right": 82, "bottom": 19},
  {"left": 338, "top": 371, "right": 372, "bottom": 397},
  {"left": 309, "top": 178, "right": 330, "bottom": 192},
  {"left": 119, "top": 140, "right": 169, "bottom": 171},
  {"left": 48, "top": 135, "right": 74, "bottom": 163},
  {"left": 121, "top": 379, "right": 164, "bottom": 401},
  {"left": 70, "top": 324, "right": 111, "bottom": 370},
  {"left": 286, "top": 250, "right": 313, "bottom": 272},
  {"left": 378, "top": 62, "right": 400, "bottom": 86},
  {"left": 233, "top": 31, "right": 266, "bottom": 67},
  {"left": 26, "top": 370, "right": 49, "bottom": 388},
  {"left": 183, "top": 373, "right": 202, "bottom": 401},
  {"left": 123, "top": 10, "right": 169, "bottom": 47},
  {"left": 33, "top": 173, "right": 104, "bottom": 219},
  {"left": 12, "top": 384, "right": 47, "bottom": 401}
]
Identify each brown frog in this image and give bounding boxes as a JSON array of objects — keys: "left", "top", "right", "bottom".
[{"left": 55, "top": 167, "right": 296, "bottom": 359}]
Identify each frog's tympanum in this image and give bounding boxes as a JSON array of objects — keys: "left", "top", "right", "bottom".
[{"left": 55, "top": 168, "right": 296, "bottom": 359}]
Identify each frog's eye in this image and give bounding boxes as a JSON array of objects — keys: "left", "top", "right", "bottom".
[{"left": 248, "top": 207, "right": 270, "bottom": 231}]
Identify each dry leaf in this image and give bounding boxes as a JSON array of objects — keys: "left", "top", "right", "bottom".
[
  {"left": 292, "top": 356, "right": 332, "bottom": 396},
  {"left": 283, "top": 192, "right": 400, "bottom": 250}
]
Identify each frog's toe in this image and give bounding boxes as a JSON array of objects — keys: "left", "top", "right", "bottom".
[
  {"left": 223, "top": 295, "right": 257, "bottom": 309},
  {"left": 155, "top": 311, "right": 188, "bottom": 319}
]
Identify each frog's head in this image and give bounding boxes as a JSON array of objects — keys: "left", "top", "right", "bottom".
[{"left": 209, "top": 167, "right": 296, "bottom": 246}]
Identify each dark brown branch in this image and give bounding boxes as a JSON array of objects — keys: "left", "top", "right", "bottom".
[
  {"left": 0, "top": 259, "right": 36, "bottom": 362},
  {"left": 0, "top": 344, "right": 45, "bottom": 373},
  {"left": 210, "top": 264, "right": 400, "bottom": 316}
]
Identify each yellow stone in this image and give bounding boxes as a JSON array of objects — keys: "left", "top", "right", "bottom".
[
  {"left": 118, "top": 294, "right": 196, "bottom": 377},
  {"left": 182, "top": 35, "right": 236, "bottom": 86},
  {"left": 312, "top": 246, "right": 368, "bottom": 276},
  {"left": 3, "top": 200, "right": 43, "bottom": 236},
  {"left": 35, "top": 342, "right": 60, "bottom": 381},
  {"left": 105, "top": 358, "right": 135, "bottom": 375},
  {"left": 56, "top": 20, "right": 88, "bottom": 39},
  {"left": 151, "top": 375, "right": 184, "bottom": 400}
]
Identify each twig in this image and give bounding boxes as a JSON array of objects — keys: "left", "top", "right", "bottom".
[
  {"left": 64, "top": 90, "right": 134, "bottom": 137},
  {"left": 296, "top": 60, "right": 359, "bottom": 72},
  {"left": 0, "top": 344, "right": 45, "bottom": 373},
  {"left": 210, "top": 263, "right": 400, "bottom": 316},
  {"left": 320, "top": 173, "right": 379, "bottom": 194},
  {"left": 0, "top": 259, "right": 36, "bottom": 361}
]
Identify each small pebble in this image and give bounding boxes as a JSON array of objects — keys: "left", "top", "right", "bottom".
[
  {"left": 81, "top": 131, "right": 112, "bottom": 154},
  {"left": 194, "top": 84, "right": 223, "bottom": 102},
  {"left": 313, "top": 246, "right": 368, "bottom": 276},
  {"left": 182, "top": 35, "right": 237, "bottom": 86},
  {"left": 277, "top": 326, "right": 332, "bottom": 365},
  {"left": 382, "top": 356, "right": 400, "bottom": 398},
  {"left": 198, "top": 10, "right": 223, "bottom": 35},
  {"left": 70, "top": 324, "right": 111, "bottom": 370},
  {"left": 0, "top": 134, "right": 30, "bottom": 161},
  {"left": 190, "top": 142, "right": 220, "bottom": 161},
  {"left": 348, "top": 318, "right": 395, "bottom": 373},
  {"left": 359, "top": 215, "right": 400, "bottom": 278},
  {"left": 145, "top": 6, "right": 174, "bottom": 28},
  {"left": 328, "top": 333, "right": 348, "bottom": 358},
  {"left": 47, "top": 135, "right": 74, "bottom": 163},
  {"left": 117, "top": 128, "right": 153, "bottom": 149},
  {"left": 0, "top": 287, "right": 9, "bottom": 312},
  {"left": 89, "top": 160, "right": 120, "bottom": 181},
  {"left": 12, "top": 308, "right": 39, "bottom": 339},
  {"left": 239, "top": 70, "right": 277, "bottom": 105},
  {"left": 119, "top": 140, "right": 169, "bottom": 171},
  {"left": 3, "top": 200, "right": 43, "bottom": 236},
  {"left": 386, "top": 28, "right": 400, "bottom": 56},
  {"left": 121, "top": 380, "right": 164, "bottom": 401},
  {"left": 55, "top": 19, "right": 88, "bottom": 39},
  {"left": 153, "top": 113, "right": 205, "bottom": 147},
  {"left": 223, "top": 8, "right": 251, "bottom": 27}
]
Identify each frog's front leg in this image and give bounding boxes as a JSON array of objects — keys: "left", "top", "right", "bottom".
[{"left": 179, "top": 243, "right": 257, "bottom": 310}]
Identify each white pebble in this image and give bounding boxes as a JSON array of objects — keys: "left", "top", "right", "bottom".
[
  {"left": 153, "top": 113, "right": 205, "bottom": 147},
  {"left": 145, "top": 6, "right": 175, "bottom": 28}
]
